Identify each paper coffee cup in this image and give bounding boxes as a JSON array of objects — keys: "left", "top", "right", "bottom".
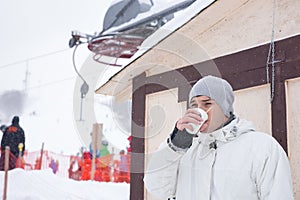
[{"left": 186, "top": 108, "right": 208, "bottom": 134}]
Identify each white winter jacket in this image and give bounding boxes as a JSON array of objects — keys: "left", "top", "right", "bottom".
[{"left": 144, "top": 117, "right": 294, "bottom": 200}]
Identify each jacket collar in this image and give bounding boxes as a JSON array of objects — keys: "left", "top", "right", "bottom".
[
  {"left": 197, "top": 117, "right": 255, "bottom": 143},
  {"left": 195, "top": 117, "right": 255, "bottom": 159}
]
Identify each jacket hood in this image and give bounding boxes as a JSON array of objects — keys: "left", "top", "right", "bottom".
[{"left": 12, "top": 116, "right": 20, "bottom": 126}]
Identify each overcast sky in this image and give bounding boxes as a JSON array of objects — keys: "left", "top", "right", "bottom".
[{"left": 0, "top": 0, "right": 191, "bottom": 155}]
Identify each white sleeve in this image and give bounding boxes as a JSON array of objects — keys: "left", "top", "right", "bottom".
[
  {"left": 144, "top": 140, "right": 184, "bottom": 199},
  {"left": 256, "top": 138, "right": 294, "bottom": 199}
]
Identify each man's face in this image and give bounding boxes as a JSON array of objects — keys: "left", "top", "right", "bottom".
[{"left": 189, "top": 96, "right": 228, "bottom": 133}]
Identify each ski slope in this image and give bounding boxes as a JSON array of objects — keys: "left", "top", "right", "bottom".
[{"left": 0, "top": 168, "right": 129, "bottom": 200}]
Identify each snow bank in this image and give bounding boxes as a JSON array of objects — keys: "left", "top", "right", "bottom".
[{"left": 0, "top": 168, "right": 129, "bottom": 200}]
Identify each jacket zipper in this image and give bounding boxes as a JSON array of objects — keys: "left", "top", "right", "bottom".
[{"left": 209, "top": 144, "right": 217, "bottom": 200}]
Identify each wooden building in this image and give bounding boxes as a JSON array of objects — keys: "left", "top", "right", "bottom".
[{"left": 94, "top": 0, "right": 300, "bottom": 199}]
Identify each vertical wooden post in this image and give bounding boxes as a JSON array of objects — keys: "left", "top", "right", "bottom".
[
  {"left": 91, "top": 123, "right": 102, "bottom": 180},
  {"left": 130, "top": 73, "right": 146, "bottom": 200},
  {"left": 38, "top": 143, "right": 44, "bottom": 170},
  {"left": 3, "top": 146, "right": 10, "bottom": 200},
  {"left": 111, "top": 147, "right": 115, "bottom": 181},
  {"left": 271, "top": 65, "right": 288, "bottom": 154}
]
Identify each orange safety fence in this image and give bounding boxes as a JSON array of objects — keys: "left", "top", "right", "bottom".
[
  {"left": 5, "top": 150, "right": 72, "bottom": 178},
  {"left": 0, "top": 149, "right": 131, "bottom": 183}
]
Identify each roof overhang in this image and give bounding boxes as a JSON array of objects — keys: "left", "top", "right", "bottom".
[{"left": 96, "top": 0, "right": 299, "bottom": 102}]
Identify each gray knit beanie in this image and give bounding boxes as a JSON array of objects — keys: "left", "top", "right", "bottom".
[{"left": 189, "top": 75, "right": 234, "bottom": 117}]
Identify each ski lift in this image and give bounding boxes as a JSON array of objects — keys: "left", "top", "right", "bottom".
[
  {"left": 69, "top": 0, "right": 196, "bottom": 67},
  {"left": 87, "top": 26, "right": 157, "bottom": 66}
]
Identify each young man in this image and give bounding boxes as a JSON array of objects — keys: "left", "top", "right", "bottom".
[{"left": 144, "top": 76, "right": 293, "bottom": 200}]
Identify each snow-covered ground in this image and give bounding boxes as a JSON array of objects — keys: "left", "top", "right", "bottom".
[{"left": 0, "top": 168, "right": 129, "bottom": 200}]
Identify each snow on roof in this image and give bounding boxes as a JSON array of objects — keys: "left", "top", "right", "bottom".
[{"left": 102, "top": 0, "right": 195, "bottom": 35}]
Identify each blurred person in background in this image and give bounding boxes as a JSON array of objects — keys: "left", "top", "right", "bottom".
[{"left": 0, "top": 116, "right": 25, "bottom": 170}]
